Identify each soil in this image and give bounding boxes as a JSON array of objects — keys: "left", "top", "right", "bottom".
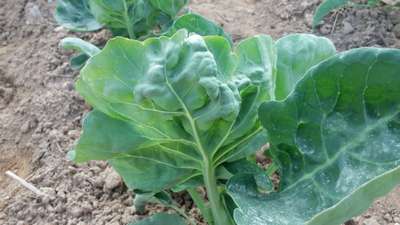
[{"left": 0, "top": 0, "right": 399, "bottom": 225}]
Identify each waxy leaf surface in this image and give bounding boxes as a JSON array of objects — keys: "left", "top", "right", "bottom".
[
  {"left": 72, "top": 30, "right": 272, "bottom": 192},
  {"left": 229, "top": 48, "right": 400, "bottom": 225},
  {"left": 275, "top": 34, "right": 336, "bottom": 100}
]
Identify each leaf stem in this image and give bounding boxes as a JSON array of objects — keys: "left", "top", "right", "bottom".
[
  {"left": 122, "top": 1, "right": 135, "bottom": 39},
  {"left": 167, "top": 203, "right": 197, "bottom": 225},
  {"left": 188, "top": 188, "right": 214, "bottom": 225},
  {"left": 164, "top": 77, "right": 233, "bottom": 225},
  {"left": 203, "top": 161, "right": 234, "bottom": 225}
]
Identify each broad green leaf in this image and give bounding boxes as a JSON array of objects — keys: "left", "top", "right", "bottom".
[
  {"left": 229, "top": 48, "right": 400, "bottom": 225},
  {"left": 55, "top": 0, "right": 102, "bottom": 31},
  {"left": 73, "top": 30, "right": 272, "bottom": 193},
  {"left": 168, "top": 13, "right": 233, "bottom": 44},
  {"left": 129, "top": 213, "right": 186, "bottom": 225},
  {"left": 149, "top": 0, "right": 188, "bottom": 17},
  {"left": 235, "top": 35, "right": 276, "bottom": 89},
  {"left": 275, "top": 34, "right": 336, "bottom": 100},
  {"left": 72, "top": 110, "right": 198, "bottom": 191},
  {"left": 313, "top": 0, "right": 350, "bottom": 28}
]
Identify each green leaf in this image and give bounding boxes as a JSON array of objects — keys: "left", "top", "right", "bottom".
[
  {"left": 88, "top": 0, "right": 187, "bottom": 38},
  {"left": 73, "top": 30, "right": 272, "bottom": 194},
  {"left": 313, "top": 0, "right": 350, "bottom": 28},
  {"left": 149, "top": 0, "right": 188, "bottom": 17},
  {"left": 71, "top": 110, "right": 198, "bottom": 191},
  {"left": 275, "top": 34, "right": 336, "bottom": 100},
  {"left": 55, "top": 0, "right": 102, "bottom": 31},
  {"left": 61, "top": 37, "right": 101, "bottom": 57},
  {"left": 168, "top": 13, "right": 232, "bottom": 44},
  {"left": 60, "top": 37, "right": 101, "bottom": 69},
  {"left": 70, "top": 53, "right": 90, "bottom": 70},
  {"left": 224, "top": 159, "right": 274, "bottom": 193},
  {"left": 129, "top": 213, "right": 186, "bottom": 225},
  {"left": 229, "top": 48, "right": 400, "bottom": 225}
]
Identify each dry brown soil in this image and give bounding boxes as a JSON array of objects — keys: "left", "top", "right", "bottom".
[{"left": 1, "top": 0, "right": 400, "bottom": 225}]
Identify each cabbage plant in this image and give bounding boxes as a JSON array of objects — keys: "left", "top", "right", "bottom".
[
  {"left": 312, "top": 0, "right": 386, "bottom": 29},
  {"left": 70, "top": 29, "right": 400, "bottom": 225},
  {"left": 56, "top": 0, "right": 230, "bottom": 69},
  {"left": 55, "top": 0, "right": 189, "bottom": 38}
]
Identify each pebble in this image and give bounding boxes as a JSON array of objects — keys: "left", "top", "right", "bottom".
[
  {"left": 21, "top": 121, "right": 31, "bottom": 134},
  {"left": 103, "top": 168, "right": 122, "bottom": 191},
  {"left": 69, "top": 207, "right": 84, "bottom": 217},
  {"left": 342, "top": 21, "right": 354, "bottom": 35},
  {"left": 388, "top": 10, "right": 400, "bottom": 25},
  {"left": 364, "top": 217, "right": 380, "bottom": 225},
  {"left": 67, "top": 129, "right": 80, "bottom": 139},
  {"left": 393, "top": 24, "right": 400, "bottom": 38}
]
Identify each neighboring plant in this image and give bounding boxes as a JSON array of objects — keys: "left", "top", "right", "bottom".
[
  {"left": 55, "top": 0, "right": 231, "bottom": 70},
  {"left": 55, "top": 0, "right": 189, "bottom": 38},
  {"left": 312, "top": 0, "right": 398, "bottom": 29},
  {"left": 70, "top": 29, "right": 400, "bottom": 225}
]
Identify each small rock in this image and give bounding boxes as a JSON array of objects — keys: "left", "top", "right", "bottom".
[
  {"left": 25, "top": 3, "right": 44, "bottom": 25},
  {"left": 304, "top": 13, "right": 313, "bottom": 28},
  {"left": 393, "top": 24, "right": 400, "bottom": 39},
  {"left": 63, "top": 81, "right": 74, "bottom": 91},
  {"left": 388, "top": 10, "right": 400, "bottom": 25},
  {"left": 104, "top": 168, "right": 122, "bottom": 191},
  {"left": 68, "top": 129, "right": 80, "bottom": 139},
  {"left": 54, "top": 26, "right": 64, "bottom": 32},
  {"left": 21, "top": 121, "right": 31, "bottom": 134},
  {"left": 384, "top": 213, "right": 393, "bottom": 222},
  {"left": 364, "top": 217, "right": 380, "bottom": 225},
  {"left": 69, "top": 207, "right": 84, "bottom": 217},
  {"left": 342, "top": 21, "right": 354, "bottom": 35}
]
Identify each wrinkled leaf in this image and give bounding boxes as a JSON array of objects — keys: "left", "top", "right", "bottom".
[
  {"left": 72, "top": 30, "right": 273, "bottom": 192},
  {"left": 55, "top": 0, "right": 102, "bottom": 31},
  {"left": 229, "top": 48, "right": 400, "bottom": 225},
  {"left": 168, "top": 13, "right": 232, "bottom": 44},
  {"left": 129, "top": 213, "right": 186, "bottom": 225},
  {"left": 275, "top": 34, "right": 336, "bottom": 100}
]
